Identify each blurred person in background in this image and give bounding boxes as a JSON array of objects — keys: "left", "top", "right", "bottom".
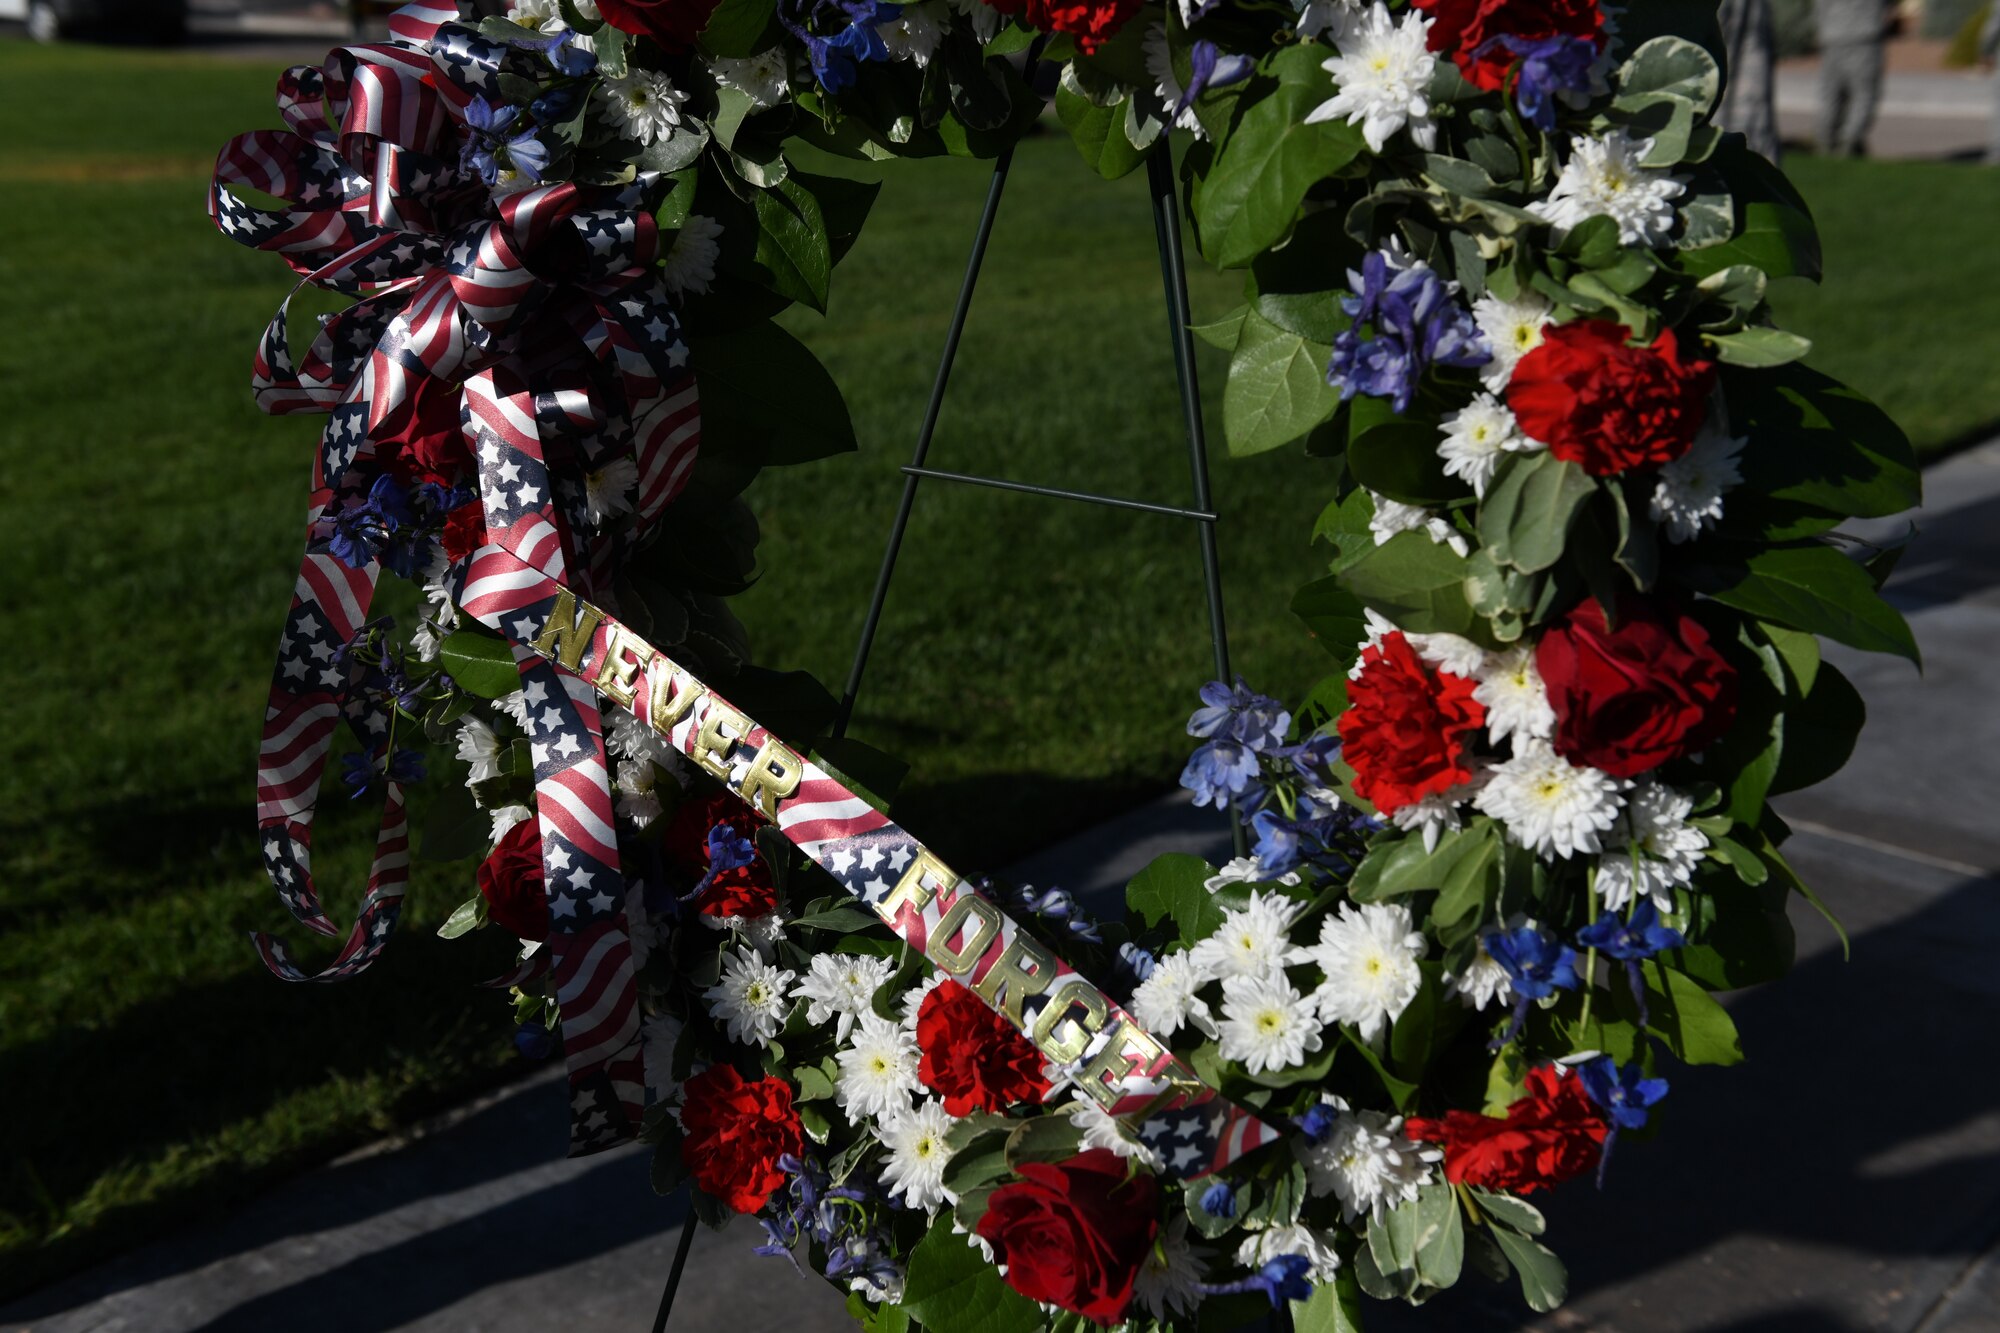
[
  {"left": 1719, "top": 0, "right": 1782, "bottom": 161},
  {"left": 1983, "top": 2, "right": 2000, "bottom": 164},
  {"left": 1814, "top": 0, "right": 1900, "bottom": 155}
]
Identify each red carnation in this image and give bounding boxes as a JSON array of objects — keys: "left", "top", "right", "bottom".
[
  {"left": 477, "top": 817, "right": 550, "bottom": 941},
  {"left": 1536, "top": 596, "right": 1738, "bottom": 779},
  {"left": 1506, "top": 320, "right": 1716, "bottom": 476},
  {"left": 1338, "top": 631, "right": 1487, "bottom": 815},
  {"left": 596, "top": 0, "right": 725, "bottom": 53},
  {"left": 1411, "top": 0, "right": 1606, "bottom": 91},
  {"left": 376, "top": 374, "right": 473, "bottom": 488},
  {"left": 678, "top": 1065, "right": 804, "bottom": 1213},
  {"left": 974, "top": 1149, "right": 1161, "bottom": 1324},
  {"left": 1406, "top": 1065, "right": 1608, "bottom": 1194},
  {"left": 440, "top": 502, "right": 486, "bottom": 563},
  {"left": 978, "top": 0, "right": 1142, "bottom": 53},
  {"left": 665, "top": 793, "right": 778, "bottom": 921},
  {"left": 916, "top": 979, "right": 1052, "bottom": 1116}
]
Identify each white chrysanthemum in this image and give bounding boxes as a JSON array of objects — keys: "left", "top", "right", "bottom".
[
  {"left": 795, "top": 951, "right": 895, "bottom": 1044},
  {"left": 584, "top": 455, "right": 638, "bottom": 525},
  {"left": 1066, "top": 1093, "right": 1163, "bottom": 1169},
  {"left": 1293, "top": 0, "right": 1361, "bottom": 41},
  {"left": 942, "top": 0, "right": 999, "bottom": 40},
  {"left": 1389, "top": 787, "right": 1474, "bottom": 853},
  {"left": 1531, "top": 129, "right": 1687, "bottom": 247},
  {"left": 899, "top": 973, "right": 948, "bottom": 1034},
  {"left": 878, "top": 1099, "right": 955, "bottom": 1212},
  {"left": 489, "top": 803, "right": 533, "bottom": 843},
  {"left": 1408, "top": 631, "right": 1489, "bottom": 680},
  {"left": 1306, "top": 902, "right": 1427, "bottom": 1044},
  {"left": 1476, "top": 741, "right": 1628, "bottom": 859},
  {"left": 1349, "top": 607, "right": 1399, "bottom": 679},
  {"left": 879, "top": 1, "right": 945, "bottom": 66},
  {"left": 1443, "top": 935, "right": 1515, "bottom": 1011},
  {"left": 1651, "top": 418, "right": 1746, "bottom": 544},
  {"left": 1296, "top": 1099, "right": 1441, "bottom": 1222},
  {"left": 495, "top": 689, "right": 533, "bottom": 729},
  {"left": 1130, "top": 948, "right": 1220, "bottom": 1040},
  {"left": 1237, "top": 1223, "right": 1342, "bottom": 1283},
  {"left": 1144, "top": 24, "right": 1203, "bottom": 135},
  {"left": 1134, "top": 1215, "right": 1209, "bottom": 1320},
  {"left": 456, "top": 714, "right": 505, "bottom": 783},
  {"left": 1437, "top": 394, "right": 1523, "bottom": 498},
  {"left": 1472, "top": 292, "right": 1554, "bottom": 393},
  {"left": 1474, "top": 645, "right": 1556, "bottom": 746},
  {"left": 625, "top": 881, "right": 659, "bottom": 969},
  {"left": 1597, "top": 782, "right": 1708, "bottom": 911},
  {"left": 607, "top": 710, "right": 676, "bottom": 767},
  {"left": 712, "top": 50, "right": 792, "bottom": 108},
  {"left": 613, "top": 757, "right": 662, "bottom": 828},
  {"left": 1368, "top": 491, "right": 1469, "bottom": 558},
  {"left": 643, "top": 1012, "right": 683, "bottom": 1100},
  {"left": 507, "top": 0, "right": 597, "bottom": 51},
  {"left": 836, "top": 1012, "right": 922, "bottom": 1122},
  {"left": 702, "top": 946, "right": 796, "bottom": 1046},
  {"left": 662, "top": 214, "right": 723, "bottom": 296},
  {"left": 1219, "top": 973, "right": 1323, "bottom": 1075},
  {"left": 600, "top": 70, "right": 689, "bottom": 146},
  {"left": 1188, "top": 890, "right": 1306, "bottom": 982},
  {"left": 1306, "top": 4, "right": 1437, "bottom": 153},
  {"left": 1205, "top": 856, "right": 1301, "bottom": 893},
  {"left": 733, "top": 909, "right": 789, "bottom": 957}
]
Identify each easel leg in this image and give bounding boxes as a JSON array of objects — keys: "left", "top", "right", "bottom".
[{"left": 650, "top": 1210, "right": 699, "bottom": 1332}]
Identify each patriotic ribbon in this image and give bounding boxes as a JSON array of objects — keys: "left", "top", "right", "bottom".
[{"left": 221, "top": 0, "right": 1272, "bottom": 1175}]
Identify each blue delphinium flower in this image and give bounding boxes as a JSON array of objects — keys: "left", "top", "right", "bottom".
[
  {"left": 1481, "top": 33, "right": 1598, "bottom": 131},
  {"left": 1577, "top": 900, "right": 1685, "bottom": 1027},
  {"left": 1485, "top": 924, "right": 1581, "bottom": 1050},
  {"left": 1188, "top": 677, "right": 1290, "bottom": 749},
  {"left": 1200, "top": 1179, "right": 1238, "bottom": 1218},
  {"left": 706, "top": 822, "right": 757, "bottom": 874},
  {"left": 1006, "top": 882, "right": 1104, "bottom": 944},
  {"left": 1577, "top": 1055, "right": 1670, "bottom": 1186},
  {"left": 339, "top": 747, "right": 425, "bottom": 798},
  {"left": 1175, "top": 40, "right": 1255, "bottom": 118},
  {"left": 786, "top": 0, "right": 898, "bottom": 93},
  {"left": 1295, "top": 1101, "right": 1339, "bottom": 1143},
  {"left": 460, "top": 97, "right": 551, "bottom": 187},
  {"left": 1328, "top": 249, "right": 1490, "bottom": 412},
  {"left": 512, "top": 1021, "right": 555, "bottom": 1060},
  {"left": 1116, "top": 939, "right": 1159, "bottom": 988},
  {"left": 1203, "top": 1254, "right": 1315, "bottom": 1309},
  {"left": 1181, "top": 737, "right": 1262, "bottom": 809}
]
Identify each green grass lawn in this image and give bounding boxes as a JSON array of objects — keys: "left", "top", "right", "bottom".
[{"left": 2, "top": 36, "right": 1997, "bottom": 1298}]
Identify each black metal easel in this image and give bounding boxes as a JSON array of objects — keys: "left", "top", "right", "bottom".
[{"left": 652, "top": 136, "right": 1245, "bottom": 1332}]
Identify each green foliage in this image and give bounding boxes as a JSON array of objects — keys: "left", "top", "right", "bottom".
[
  {"left": 1222, "top": 306, "right": 1342, "bottom": 457},
  {"left": 438, "top": 622, "right": 524, "bottom": 699},
  {"left": 1339, "top": 532, "right": 1480, "bottom": 640},
  {"left": 1125, "top": 853, "right": 1226, "bottom": 946},
  {"left": 900, "top": 1223, "right": 1044, "bottom": 1333},
  {"left": 1479, "top": 453, "right": 1596, "bottom": 575}
]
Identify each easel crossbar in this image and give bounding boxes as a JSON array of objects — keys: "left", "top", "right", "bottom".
[{"left": 898, "top": 464, "right": 1221, "bottom": 522}]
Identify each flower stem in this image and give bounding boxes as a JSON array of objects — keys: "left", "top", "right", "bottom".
[{"left": 1579, "top": 866, "right": 1600, "bottom": 1032}]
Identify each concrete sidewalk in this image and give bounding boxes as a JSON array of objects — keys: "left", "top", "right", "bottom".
[{"left": 7, "top": 443, "right": 1998, "bottom": 1332}]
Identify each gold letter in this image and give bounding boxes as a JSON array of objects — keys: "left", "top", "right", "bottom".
[
  {"left": 737, "top": 738, "right": 804, "bottom": 820},
  {"left": 1031, "top": 980, "right": 1108, "bottom": 1066},
  {"left": 971, "top": 934, "right": 1059, "bottom": 1028},
  {"left": 928, "top": 895, "right": 1003, "bottom": 976},
  {"left": 592, "top": 625, "right": 649, "bottom": 709},
  {"left": 529, "top": 589, "right": 603, "bottom": 673},
  {"left": 875, "top": 850, "right": 951, "bottom": 927},
  {"left": 690, "top": 701, "right": 750, "bottom": 779},
  {"left": 645, "top": 662, "right": 702, "bottom": 735},
  {"left": 1079, "top": 1023, "right": 1170, "bottom": 1109}
]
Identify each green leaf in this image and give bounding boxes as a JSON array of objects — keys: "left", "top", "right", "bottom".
[
  {"left": 435, "top": 894, "right": 487, "bottom": 939},
  {"left": 1054, "top": 67, "right": 1149, "bottom": 179},
  {"left": 794, "top": 1065, "right": 835, "bottom": 1102},
  {"left": 899, "top": 1224, "right": 1044, "bottom": 1333},
  {"left": 1488, "top": 1223, "right": 1569, "bottom": 1313},
  {"left": 698, "top": 0, "right": 777, "bottom": 56},
  {"left": 1612, "top": 36, "right": 1721, "bottom": 115},
  {"left": 1479, "top": 452, "right": 1596, "bottom": 574},
  {"left": 1197, "top": 46, "right": 1365, "bottom": 268},
  {"left": 439, "top": 623, "right": 523, "bottom": 699},
  {"left": 1291, "top": 575, "right": 1367, "bottom": 668},
  {"left": 1470, "top": 1189, "right": 1547, "bottom": 1237},
  {"left": 1625, "top": 964, "right": 1744, "bottom": 1066},
  {"left": 1347, "top": 395, "right": 1451, "bottom": 505},
  {"left": 789, "top": 905, "right": 883, "bottom": 933},
  {"left": 1290, "top": 1269, "right": 1365, "bottom": 1333},
  {"left": 1706, "top": 326, "right": 1812, "bottom": 367},
  {"left": 1340, "top": 530, "right": 1479, "bottom": 639},
  {"left": 1125, "top": 853, "right": 1226, "bottom": 947},
  {"left": 1343, "top": 1028, "right": 1418, "bottom": 1111},
  {"left": 1672, "top": 875, "right": 1795, "bottom": 989},
  {"left": 1678, "top": 135, "right": 1822, "bottom": 282},
  {"left": 1686, "top": 543, "right": 1919, "bottom": 663},
  {"left": 1193, "top": 306, "right": 1248, "bottom": 352},
  {"left": 1770, "top": 660, "right": 1865, "bottom": 795},
  {"left": 1248, "top": 209, "right": 1359, "bottom": 345},
  {"left": 1221, "top": 306, "right": 1341, "bottom": 456},
  {"left": 1413, "top": 1181, "right": 1464, "bottom": 1289},
  {"left": 692, "top": 319, "right": 857, "bottom": 467},
  {"left": 1723, "top": 361, "right": 1919, "bottom": 520},
  {"left": 748, "top": 175, "right": 832, "bottom": 312}
]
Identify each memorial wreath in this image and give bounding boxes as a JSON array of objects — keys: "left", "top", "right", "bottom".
[{"left": 209, "top": 0, "right": 1920, "bottom": 1326}]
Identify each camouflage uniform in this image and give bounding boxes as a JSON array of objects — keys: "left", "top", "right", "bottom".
[{"left": 1814, "top": 0, "right": 1894, "bottom": 156}]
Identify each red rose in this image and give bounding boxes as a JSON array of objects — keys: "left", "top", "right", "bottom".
[
  {"left": 1536, "top": 596, "right": 1738, "bottom": 779},
  {"left": 978, "top": 0, "right": 1142, "bottom": 53},
  {"left": 1407, "top": 1065, "right": 1608, "bottom": 1194},
  {"left": 916, "top": 979, "right": 1053, "bottom": 1116},
  {"left": 678, "top": 1064, "right": 804, "bottom": 1213},
  {"left": 1411, "top": 0, "right": 1606, "bottom": 91},
  {"left": 696, "top": 865, "right": 779, "bottom": 921},
  {"left": 974, "top": 1149, "right": 1161, "bottom": 1324},
  {"left": 440, "top": 501, "right": 486, "bottom": 563},
  {"left": 376, "top": 374, "right": 473, "bottom": 488},
  {"left": 1506, "top": 321, "right": 1716, "bottom": 477},
  {"left": 477, "top": 817, "right": 550, "bottom": 941},
  {"left": 1338, "top": 631, "right": 1487, "bottom": 815},
  {"left": 596, "top": 0, "right": 724, "bottom": 53}
]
